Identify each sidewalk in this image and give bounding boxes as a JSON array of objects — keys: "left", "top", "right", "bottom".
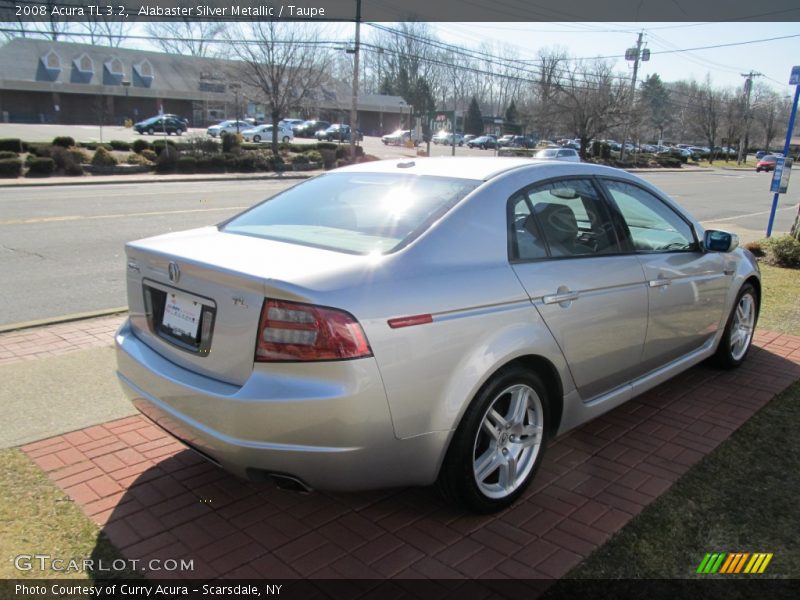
[
  {"left": 0, "top": 170, "right": 320, "bottom": 188},
  {"left": 5, "top": 313, "right": 800, "bottom": 580}
]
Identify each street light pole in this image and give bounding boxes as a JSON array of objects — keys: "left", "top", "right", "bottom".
[
  {"left": 349, "top": 0, "right": 362, "bottom": 160},
  {"left": 229, "top": 83, "right": 242, "bottom": 134}
]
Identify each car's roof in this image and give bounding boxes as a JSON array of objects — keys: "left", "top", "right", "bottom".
[{"left": 334, "top": 157, "right": 615, "bottom": 181}]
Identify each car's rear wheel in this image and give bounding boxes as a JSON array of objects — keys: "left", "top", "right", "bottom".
[
  {"left": 282, "top": 136, "right": 290, "bottom": 143},
  {"left": 713, "top": 283, "right": 758, "bottom": 369},
  {"left": 147, "top": 128, "right": 154, "bottom": 135},
  {"left": 438, "top": 366, "right": 549, "bottom": 513},
  {"left": 253, "top": 135, "right": 261, "bottom": 143}
]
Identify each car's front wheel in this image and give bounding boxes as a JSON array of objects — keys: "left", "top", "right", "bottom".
[
  {"left": 282, "top": 136, "right": 290, "bottom": 143},
  {"left": 253, "top": 135, "right": 261, "bottom": 143},
  {"left": 438, "top": 366, "right": 549, "bottom": 513},
  {"left": 713, "top": 283, "right": 758, "bottom": 369}
]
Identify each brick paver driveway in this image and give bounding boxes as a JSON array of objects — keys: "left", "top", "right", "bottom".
[{"left": 9, "top": 318, "right": 800, "bottom": 580}]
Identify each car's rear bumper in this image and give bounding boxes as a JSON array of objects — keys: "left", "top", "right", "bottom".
[{"left": 115, "top": 319, "right": 446, "bottom": 491}]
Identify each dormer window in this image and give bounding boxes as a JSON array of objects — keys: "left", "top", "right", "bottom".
[
  {"left": 41, "top": 50, "right": 61, "bottom": 72},
  {"left": 74, "top": 53, "right": 93, "bottom": 74},
  {"left": 134, "top": 59, "right": 153, "bottom": 79},
  {"left": 105, "top": 57, "right": 123, "bottom": 76}
]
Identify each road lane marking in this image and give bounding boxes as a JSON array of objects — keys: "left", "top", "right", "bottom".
[
  {"left": 700, "top": 204, "right": 797, "bottom": 224},
  {"left": 0, "top": 206, "right": 250, "bottom": 226}
]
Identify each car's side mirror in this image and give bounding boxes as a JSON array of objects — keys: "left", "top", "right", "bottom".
[{"left": 704, "top": 229, "right": 739, "bottom": 253}]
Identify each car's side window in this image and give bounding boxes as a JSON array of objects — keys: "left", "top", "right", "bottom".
[
  {"left": 602, "top": 180, "right": 697, "bottom": 253},
  {"left": 509, "top": 194, "right": 547, "bottom": 260},
  {"left": 518, "top": 179, "right": 622, "bottom": 258}
]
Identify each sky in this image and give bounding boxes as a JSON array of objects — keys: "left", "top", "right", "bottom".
[
  {"left": 429, "top": 22, "right": 799, "bottom": 94},
  {"left": 118, "top": 20, "right": 799, "bottom": 96}
]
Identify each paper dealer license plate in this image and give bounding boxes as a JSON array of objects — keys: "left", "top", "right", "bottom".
[{"left": 163, "top": 291, "right": 202, "bottom": 338}]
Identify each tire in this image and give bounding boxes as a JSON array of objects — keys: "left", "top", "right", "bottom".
[
  {"left": 177, "top": 129, "right": 184, "bottom": 136},
  {"left": 713, "top": 283, "right": 758, "bottom": 369},
  {"left": 756, "top": 167, "right": 762, "bottom": 172},
  {"left": 253, "top": 135, "right": 261, "bottom": 143},
  {"left": 438, "top": 366, "right": 550, "bottom": 513},
  {"left": 282, "top": 136, "right": 290, "bottom": 143},
  {"left": 147, "top": 128, "right": 154, "bottom": 135}
]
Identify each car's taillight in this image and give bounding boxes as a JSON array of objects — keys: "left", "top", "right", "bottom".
[{"left": 255, "top": 299, "right": 372, "bottom": 362}]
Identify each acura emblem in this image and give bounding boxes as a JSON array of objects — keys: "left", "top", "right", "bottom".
[{"left": 168, "top": 262, "right": 181, "bottom": 283}]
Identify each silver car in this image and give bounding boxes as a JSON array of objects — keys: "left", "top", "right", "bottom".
[{"left": 116, "top": 158, "right": 759, "bottom": 512}]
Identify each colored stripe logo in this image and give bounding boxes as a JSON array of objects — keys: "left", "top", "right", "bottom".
[{"left": 697, "top": 552, "right": 773, "bottom": 574}]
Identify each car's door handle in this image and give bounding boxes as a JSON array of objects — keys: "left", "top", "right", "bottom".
[
  {"left": 648, "top": 278, "right": 671, "bottom": 288},
  {"left": 543, "top": 291, "right": 580, "bottom": 305}
]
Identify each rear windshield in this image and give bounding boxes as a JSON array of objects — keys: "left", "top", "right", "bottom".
[{"left": 222, "top": 172, "right": 479, "bottom": 254}]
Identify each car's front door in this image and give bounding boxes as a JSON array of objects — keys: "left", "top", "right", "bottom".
[
  {"left": 509, "top": 177, "right": 649, "bottom": 401},
  {"left": 598, "top": 178, "right": 729, "bottom": 371}
]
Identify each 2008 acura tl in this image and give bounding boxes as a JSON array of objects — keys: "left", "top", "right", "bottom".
[{"left": 115, "top": 158, "right": 759, "bottom": 512}]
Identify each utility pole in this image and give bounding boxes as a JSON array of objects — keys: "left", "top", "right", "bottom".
[
  {"left": 619, "top": 32, "right": 647, "bottom": 162},
  {"left": 349, "top": 0, "right": 361, "bottom": 161},
  {"left": 737, "top": 71, "right": 762, "bottom": 165}
]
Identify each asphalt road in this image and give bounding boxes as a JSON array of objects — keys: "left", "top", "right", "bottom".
[{"left": 0, "top": 172, "right": 797, "bottom": 327}]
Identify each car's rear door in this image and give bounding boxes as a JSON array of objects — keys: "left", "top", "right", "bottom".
[
  {"left": 509, "top": 177, "right": 649, "bottom": 401},
  {"left": 597, "top": 177, "right": 729, "bottom": 371}
]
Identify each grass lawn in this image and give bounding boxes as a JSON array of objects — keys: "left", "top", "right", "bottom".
[
  {"left": 0, "top": 265, "right": 797, "bottom": 582},
  {"left": 548, "top": 263, "right": 800, "bottom": 582}
]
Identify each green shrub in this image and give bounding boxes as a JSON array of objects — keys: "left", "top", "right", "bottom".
[
  {"left": 763, "top": 235, "right": 800, "bottom": 268},
  {"left": 176, "top": 156, "right": 197, "bottom": 173},
  {"left": 656, "top": 156, "right": 681, "bottom": 168},
  {"left": 78, "top": 141, "right": 113, "bottom": 151},
  {"left": 52, "top": 136, "right": 75, "bottom": 148},
  {"left": 29, "top": 144, "right": 52, "bottom": 158},
  {"left": 335, "top": 145, "right": 364, "bottom": 160},
  {"left": 743, "top": 240, "right": 764, "bottom": 257},
  {"left": 91, "top": 146, "right": 118, "bottom": 167},
  {"left": 319, "top": 148, "right": 336, "bottom": 170},
  {"left": 131, "top": 139, "right": 151, "bottom": 154},
  {"left": 109, "top": 140, "right": 131, "bottom": 151},
  {"left": 291, "top": 153, "right": 309, "bottom": 164},
  {"left": 196, "top": 155, "right": 227, "bottom": 173},
  {"left": 222, "top": 132, "right": 243, "bottom": 154},
  {"left": 358, "top": 154, "right": 380, "bottom": 163},
  {"left": 0, "top": 158, "right": 23, "bottom": 178},
  {"left": 141, "top": 149, "right": 158, "bottom": 163},
  {"left": 26, "top": 157, "right": 55, "bottom": 175},
  {"left": 151, "top": 139, "right": 177, "bottom": 156},
  {"left": 0, "top": 138, "right": 23, "bottom": 153},
  {"left": 316, "top": 142, "right": 338, "bottom": 151},
  {"left": 0, "top": 150, "right": 18, "bottom": 159},
  {"left": 155, "top": 146, "right": 178, "bottom": 173},
  {"left": 69, "top": 148, "right": 90, "bottom": 164},
  {"left": 126, "top": 152, "right": 152, "bottom": 166},
  {"left": 235, "top": 153, "right": 257, "bottom": 172},
  {"left": 303, "top": 150, "right": 323, "bottom": 164},
  {"left": 63, "top": 160, "right": 84, "bottom": 176}
]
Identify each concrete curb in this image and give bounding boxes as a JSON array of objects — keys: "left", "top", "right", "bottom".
[
  {"left": 0, "top": 307, "right": 128, "bottom": 334},
  {"left": 0, "top": 172, "right": 317, "bottom": 188}
]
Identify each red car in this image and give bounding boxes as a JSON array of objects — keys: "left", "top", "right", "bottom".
[{"left": 756, "top": 155, "right": 778, "bottom": 172}]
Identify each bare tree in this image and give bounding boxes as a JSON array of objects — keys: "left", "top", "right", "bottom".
[
  {"left": 690, "top": 78, "right": 723, "bottom": 164},
  {"left": 752, "top": 86, "right": 787, "bottom": 152},
  {"left": 78, "top": 17, "right": 127, "bottom": 47},
  {"left": 527, "top": 48, "right": 566, "bottom": 140},
  {"left": 554, "top": 59, "right": 627, "bottom": 158},
  {"left": 228, "top": 22, "right": 334, "bottom": 154},
  {"left": 1, "top": 1, "right": 75, "bottom": 41},
  {"left": 146, "top": 11, "right": 227, "bottom": 58}
]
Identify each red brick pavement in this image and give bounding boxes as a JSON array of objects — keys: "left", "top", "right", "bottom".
[
  {"left": 17, "top": 325, "right": 800, "bottom": 581},
  {"left": 0, "top": 314, "right": 125, "bottom": 365}
]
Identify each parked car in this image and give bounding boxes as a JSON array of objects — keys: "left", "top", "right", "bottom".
[
  {"left": 241, "top": 124, "right": 294, "bottom": 143},
  {"left": 463, "top": 134, "right": 477, "bottom": 144},
  {"left": 279, "top": 118, "right": 305, "bottom": 129},
  {"left": 496, "top": 135, "right": 517, "bottom": 148},
  {"left": 467, "top": 135, "right": 497, "bottom": 149},
  {"left": 315, "top": 124, "right": 363, "bottom": 142},
  {"left": 432, "top": 132, "right": 464, "bottom": 146},
  {"left": 756, "top": 155, "right": 778, "bottom": 172},
  {"left": 293, "top": 120, "right": 331, "bottom": 138},
  {"left": 133, "top": 115, "right": 187, "bottom": 136},
  {"left": 116, "top": 157, "right": 760, "bottom": 513},
  {"left": 206, "top": 120, "right": 251, "bottom": 137},
  {"left": 754, "top": 150, "right": 768, "bottom": 160},
  {"left": 534, "top": 148, "right": 580, "bottom": 162},
  {"left": 382, "top": 129, "right": 419, "bottom": 146}
]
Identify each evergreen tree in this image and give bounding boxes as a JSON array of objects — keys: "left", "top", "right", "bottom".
[{"left": 465, "top": 97, "right": 483, "bottom": 135}]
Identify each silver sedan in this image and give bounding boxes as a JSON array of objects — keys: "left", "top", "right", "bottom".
[{"left": 116, "top": 158, "right": 760, "bottom": 512}]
